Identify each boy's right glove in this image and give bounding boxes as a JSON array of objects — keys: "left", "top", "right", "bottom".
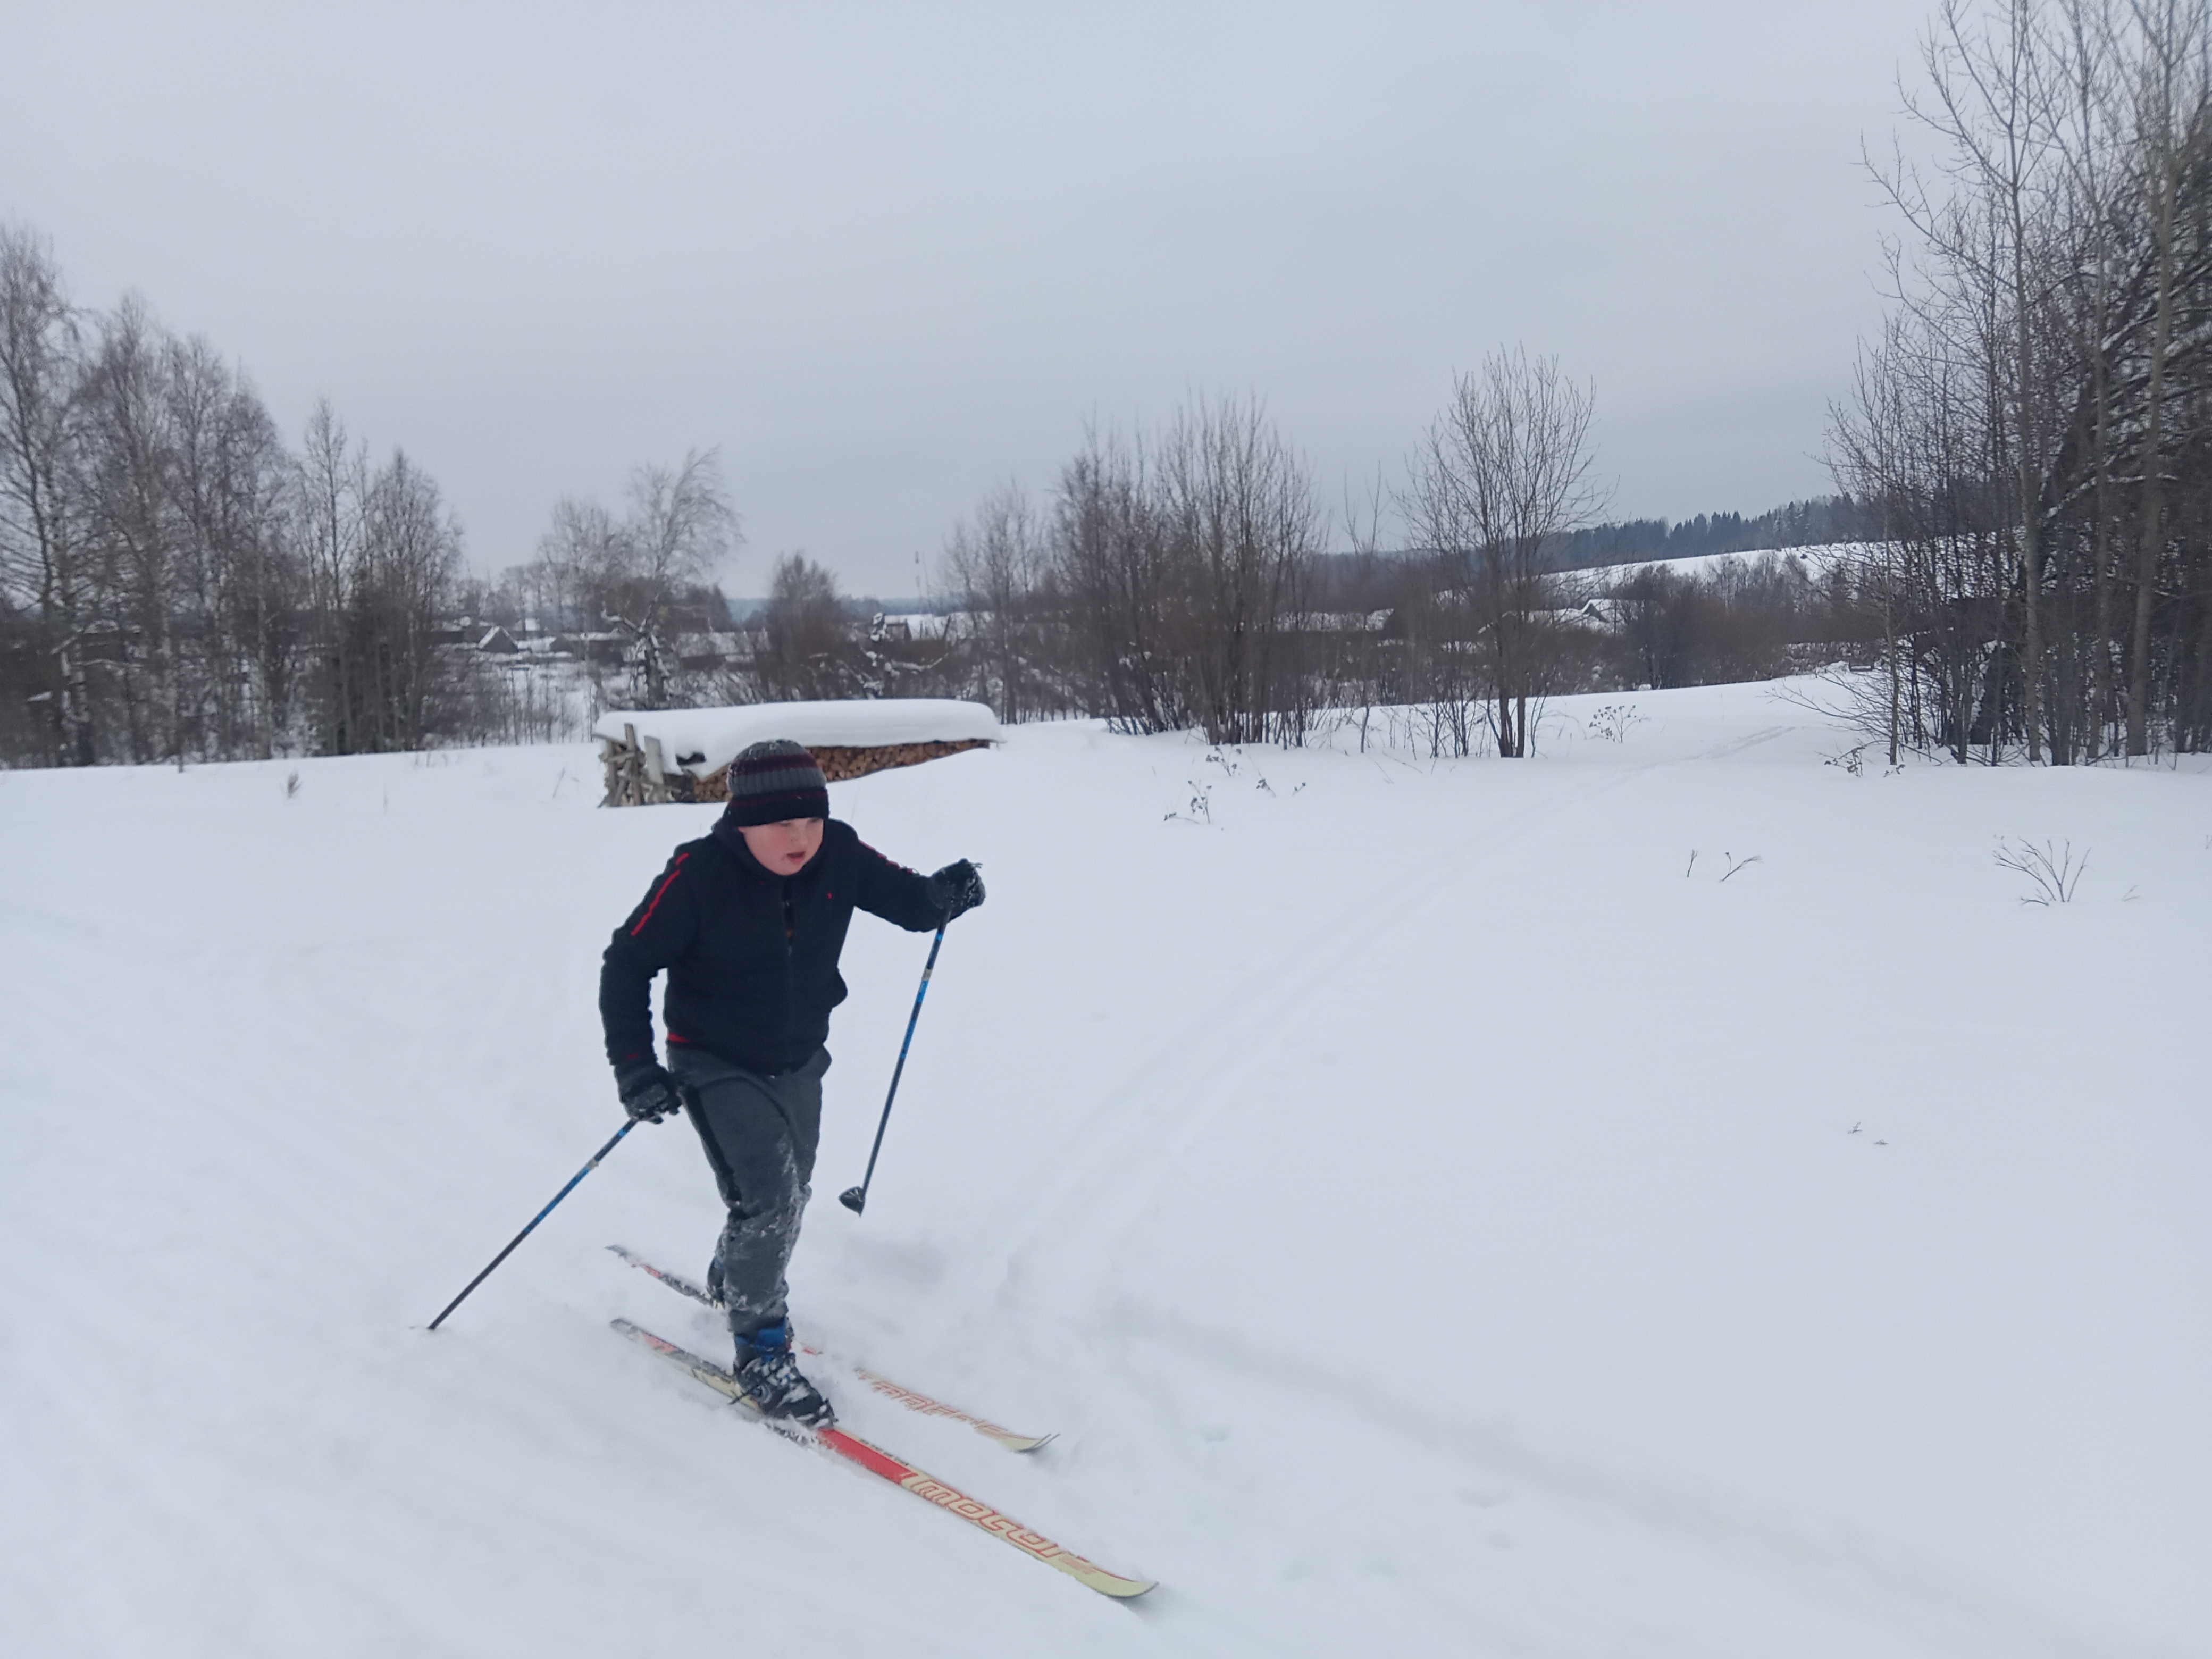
[
  {"left": 616, "top": 1062, "right": 684, "bottom": 1124},
  {"left": 927, "top": 859, "right": 986, "bottom": 921}
]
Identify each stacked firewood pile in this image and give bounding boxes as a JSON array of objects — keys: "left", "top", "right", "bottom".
[
  {"left": 691, "top": 739, "right": 991, "bottom": 799},
  {"left": 600, "top": 727, "right": 991, "bottom": 807}
]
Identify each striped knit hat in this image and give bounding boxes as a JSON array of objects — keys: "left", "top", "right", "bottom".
[{"left": 721, "top": 739, "right": 830, "bottom": 827}]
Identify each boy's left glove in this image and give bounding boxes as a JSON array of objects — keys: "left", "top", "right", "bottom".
[
  {"left": 927, "top": 859, "right": 986, "bottom": 921},
  {"left": 616, "top": 1062, "right": 685, "bottom": 1124}
]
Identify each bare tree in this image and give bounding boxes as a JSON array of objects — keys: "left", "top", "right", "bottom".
[
  {"left": 941, "top": 480, "right": 1045, "bottom": 721},
  {"left": 614, "top": 450, "right": 740, "bottom": 706},
  {"left": 0, "top": 225, "right": 500, "bottom": 768},
  {"left": 1828, "top": 324, "right": 1921, "bottom": 765},
  {"left": 0, "top": 225, "right": 94, "bottom": 764},
  {"left": 751, "top": 551, "right": 855, "bottom": 701},
  {"left": 1049, "top": 425, "right": 1189, "bottom": 733},
  {"left": 536, "top": 449, "right": 739, "bottom": 708},
  {"left": 536, "top": 496, "right": 622, "bottom": 637},
  {"left": 1404, "top": 348, "right": 1605, "bottom": 757},
  {"left": 294, "top": 401, "right": 369, "bottom": 751},
  {"left": 1838, "top": 0, "right": 2212, "bottom": 763},
  {"left": 1037, "top": 401, "right": 1321, "bottom": 743},
  {"left": 162, "top": 336, "right": 298, "bottom": 757},
  {"left": 78, "top": 295, "right": 183, "bottom": 763},
  {"left": 1155, "top": 397, "right": 1324, "bottom": 745},
  {"left": 1898, "top": 0, "right": 2067, "bottom": 760},
  {"left": 2118, "top": 0, "right": 2208, "bottom": 753},
  {"left": 350, "top": 448, "right": 462, "bottom": 749},
  {"left": 2055, "top": 0, "right": 2129, "bottom": 758}
]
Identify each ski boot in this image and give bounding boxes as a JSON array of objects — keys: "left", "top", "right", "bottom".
[{"left": 733, "top": 1321, "right": 835, "bottom": 1427}]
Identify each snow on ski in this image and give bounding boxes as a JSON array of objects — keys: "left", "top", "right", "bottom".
[
  {"left": 611, "top": 1318, "right": 1153, "bottom": 1599},
  {"left": 606, "top": 1242, "right": 718, "bottom": 1306},
  {"left": 607, "top": 1244, "right": 1054, "bottom": 1452}
]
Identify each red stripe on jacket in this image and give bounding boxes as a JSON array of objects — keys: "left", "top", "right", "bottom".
[{"left": 630, "top": 852, "right": 689, "bottom": 936}]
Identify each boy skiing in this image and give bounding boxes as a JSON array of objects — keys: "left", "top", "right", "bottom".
[{"left": 599, "top": 739, "right": 984, "bottom": 1425}]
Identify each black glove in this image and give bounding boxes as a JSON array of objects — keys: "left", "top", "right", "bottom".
[
  {"left": 926, "top": 859, "right": 986, "bottom": 922},
  {"left": 616, "top": 1062, "right": 685, "bottom": 1124}
]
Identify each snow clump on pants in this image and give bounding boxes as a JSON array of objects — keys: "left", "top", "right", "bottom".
[{"left": 668, "top": 1045, "right": 827, "bottom": 1338}]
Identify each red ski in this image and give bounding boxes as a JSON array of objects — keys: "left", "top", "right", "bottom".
[{"left": 612, "top": 1318, "right": 1152, "bottom": 1599}]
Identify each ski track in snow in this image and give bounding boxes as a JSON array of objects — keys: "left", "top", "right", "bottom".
[
  {"left": 988, "top": 760, "right": 1636, "bottom": 1257},
  {"left": 3, "top": 680, "right": 2208, "bottom": 1658},
  {"left": 929, "top": 717, "right": 2166, "bottom": 1659}
]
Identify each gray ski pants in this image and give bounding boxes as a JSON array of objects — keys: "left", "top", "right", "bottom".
[{"left": 667, "top": 1045, "right": 828, "bottom": 1340}]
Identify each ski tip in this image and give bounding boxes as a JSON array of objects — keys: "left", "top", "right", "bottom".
[
  {"left": 838, "top": 1187, "right": 866, "bottom": 1214},
  {"left": 1062, "top": 1563, "right": 1157, "bottom": 1599},
  {"left": 995, "top": 1430, "right": 1058, "bottom": 1454}
]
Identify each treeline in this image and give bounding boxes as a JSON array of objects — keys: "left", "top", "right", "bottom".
[
  {"left": 508, "top": 400, "right": 1334, "bottom": 741},
  {"left": 1828, "top": 0, "right": 2212, "bottom": 762},
  {"left": 0, "top": 226, "right": 499, "bottom": 766},
  {"left": 0, "top": 225, "right": 750, "bottom": 767},
  {"left": 1555, "top": 497, "right": 1880, "bottom": 568},
  {"left": 560, "top": 520, "right": 1866, "bottom": 750},
  {"left": 3, "top": 231, "right": 1854, "bottom": 772},
  {"left": 710, "top": 374, "right": 1890, "bottom": 756},
  {"left": 917, "top": 361, "right": 1621, "bottom": 755}
]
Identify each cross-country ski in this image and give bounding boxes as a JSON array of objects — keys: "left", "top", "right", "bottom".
[
  {"left": 613, "top": 1319, "right": 1151, "bottom": 1598},
  {"left": 608, "top": 1243, "right": 1055, "bottom": 1451}
]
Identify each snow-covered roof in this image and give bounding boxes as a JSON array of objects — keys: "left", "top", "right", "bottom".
[
  {"left": 595, "top": 699, "right": 1001, "bottom": 777},
  {"left": 876, "top": 611, "right": 959, "bottom": 640}
]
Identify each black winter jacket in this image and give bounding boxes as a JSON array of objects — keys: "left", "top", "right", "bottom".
[{"left": 600, "top": 817, "right": 946, "bottom": 1076}]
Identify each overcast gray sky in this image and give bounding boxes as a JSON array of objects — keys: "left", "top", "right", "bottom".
[{"left": 3, "top": 1, "right": 1938, "bottom": 597}]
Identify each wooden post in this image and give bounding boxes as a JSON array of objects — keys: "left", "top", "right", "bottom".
[{"left": 598, "top": 735, "right": 622, "bottom": 806}]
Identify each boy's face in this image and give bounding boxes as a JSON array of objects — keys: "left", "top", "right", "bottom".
[{"left": 739, "top": 815, "right": 825, "bottom": 876}]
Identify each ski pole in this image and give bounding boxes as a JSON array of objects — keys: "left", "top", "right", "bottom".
[
  {"left": 840, "top": 925, "right": 946, "bottom": 1216},
  {"left": 427, "top": 1119, "right": 635, "bottom": 1331}
]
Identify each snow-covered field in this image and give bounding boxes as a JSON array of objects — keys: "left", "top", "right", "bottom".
[{"left": 2, "top": 681, "right": 2205, "bottom": 1658}]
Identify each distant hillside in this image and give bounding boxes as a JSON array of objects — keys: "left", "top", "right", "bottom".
[
  {"left": 1551, "top": 495, "right": 1878, "bottom": 569},
  {"left": 1308, "top": 495, "right": 1876, "bottom": 602}
]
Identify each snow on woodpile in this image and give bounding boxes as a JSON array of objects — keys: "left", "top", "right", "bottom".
[{"left": 594, "top": 699, "right": 1000, "bottom": 806}]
